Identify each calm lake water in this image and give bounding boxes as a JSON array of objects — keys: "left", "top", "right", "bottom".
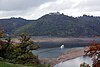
[{"left": 32, "top": 47, "right": 83, "bottom": 58}]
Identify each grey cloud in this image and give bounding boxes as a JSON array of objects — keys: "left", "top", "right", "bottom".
[
  {"left": 40, "top": 0, "right": 75, "bottom": 11},
  {"left": 0, "top": 0, "right": 55, "bottom": 11},
  {"left": 75, "top": 0, "right": 100, "bottom": 11},
  {"left": 0, "top": 10, "right": 28, "bottom": 18},
  {"left": 1, "top": 0, "right": 100, "bottom": 19}
]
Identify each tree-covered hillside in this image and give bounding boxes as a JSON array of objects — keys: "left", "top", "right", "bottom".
[
  {"left": 14, "top": 13, "right": 100, "bottom": 37},
  {"left": 1, "top": 12, "right": 100, "bottom": 37},
  {"left": 0, "top": 17, "right": 32, "bottom": 34}
]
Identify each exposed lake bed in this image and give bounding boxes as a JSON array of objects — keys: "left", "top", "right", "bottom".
[{"left": 32, "top": 36, "right": 100, "bottom": 48}]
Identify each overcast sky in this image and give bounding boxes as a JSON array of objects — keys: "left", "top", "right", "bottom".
[{"left": 0, "top": 0, "right": 100, "bottom": 19}]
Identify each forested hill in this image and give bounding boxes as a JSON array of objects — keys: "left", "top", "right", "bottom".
[
  {"left": 1, "top": 12, "right": 100, "bottom": 37},
  {"left": 0, "top": 17, "right": 33, "bottom": 34}
]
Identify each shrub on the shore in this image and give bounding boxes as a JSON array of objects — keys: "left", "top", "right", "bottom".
[
  {"left": 0, "top": 33, "right": 39, "bottom": 65},
  {"left": 0, "top": 29, "right": 4, "bottom": 38},
  {"left": 0, "top": 31, "right": 49, "bottom": 67}
]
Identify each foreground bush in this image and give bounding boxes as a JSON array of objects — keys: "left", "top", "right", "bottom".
[{"left": 0, "top": 33, "right": 40, "bottom": 65}]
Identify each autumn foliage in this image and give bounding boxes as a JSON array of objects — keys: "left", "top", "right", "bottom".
[
  {"left": 84, "top": 41, "right": 100, "bottom": 67},
  {"left": 0, "top": 29, "right": 4, "bottom": 37}
]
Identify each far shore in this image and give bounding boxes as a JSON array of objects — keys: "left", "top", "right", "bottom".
[
  {"left": 39, "top": 47, "right": 86, "bottom": 67},
  {"left": 12, "top": 37, "right": 100, "bottom": 43},
  {"left": 11, "top": 37, "right": 100, "bottom": 48}
]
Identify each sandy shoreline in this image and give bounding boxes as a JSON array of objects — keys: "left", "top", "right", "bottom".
[{"left": 39, "top": 48, "right": 86, "bottom": 67}]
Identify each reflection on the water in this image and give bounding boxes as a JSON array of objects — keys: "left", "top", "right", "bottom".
[{"left": 54, "top": 56, "right": 92, "bottom": 67}]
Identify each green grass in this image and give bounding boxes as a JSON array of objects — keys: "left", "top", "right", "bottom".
[
  {"left": 0, "top": 62, "right": 32, "bottom": 67},
  {"left": 0, "top": 62, "right": 50, "bottom": 67}
]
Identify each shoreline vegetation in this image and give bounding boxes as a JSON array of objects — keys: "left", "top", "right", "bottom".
[{"left": 39, "top": 48, "right": 86, "bottom": 67}]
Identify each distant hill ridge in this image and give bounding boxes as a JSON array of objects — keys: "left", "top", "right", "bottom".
[
  {"left": 1, "top": 12, "right": 100, "bottom": 37},
  {"left": 0, "top": 17, "right": 33, "bottom": 34}
]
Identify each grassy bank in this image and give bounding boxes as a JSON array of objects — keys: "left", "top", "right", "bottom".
[{"left": 0, "top": 61, "right": 50, "bottom": 67}]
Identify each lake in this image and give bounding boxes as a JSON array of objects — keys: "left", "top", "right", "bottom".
[
  {"left": 32, "top": 37, "right": 100, "bottom": 58},
  {"left": 32, "top": 37, "right": 99, "bottom": 66}
]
